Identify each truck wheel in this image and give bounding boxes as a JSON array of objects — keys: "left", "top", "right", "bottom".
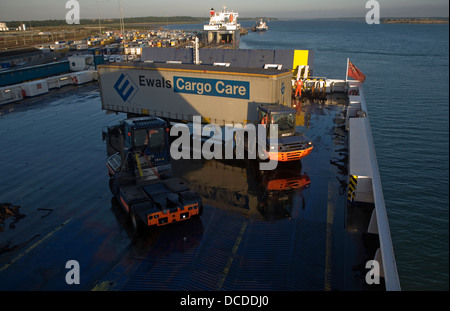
[
  {"left": 196, "top": 203, "right": 203, "bottom": 217},
  {"left": 129, "top": 208, "right": 144, "bottom": 234},
  {"left": 108, "top": 178, "right": 115, "bottom": 195}
]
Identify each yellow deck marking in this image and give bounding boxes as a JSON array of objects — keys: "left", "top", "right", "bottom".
[
  {"left": 216, "top": 221, "right": 248, "bottom": 290},
  {"left": 0, "top": 218, "right": 73, "bottom": 272}
]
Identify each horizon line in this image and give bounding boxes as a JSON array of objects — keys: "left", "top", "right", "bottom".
[{"left": 1, "top": 15, "right": 448, "bottom": 23}]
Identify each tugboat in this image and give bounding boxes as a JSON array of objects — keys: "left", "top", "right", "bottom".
[{"left": 252, "top": 19, "right": 268, "bottom": 32}]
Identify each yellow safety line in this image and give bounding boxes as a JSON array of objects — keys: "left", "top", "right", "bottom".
[
  {"left": 216, "top": 221, "right": 248, "bottom": 290},
  {"left": 347, "top": 175, "right": 358, "bottom": 202},
  {"left": 0, "top": 217, "right": 73, "bottom": 272},
  {"left": 91, "top": 280, "right": 115, "bottom": 291}
]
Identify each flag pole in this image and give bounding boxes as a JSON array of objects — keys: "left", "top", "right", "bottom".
[{"left": 345, "top": 58, "right": 349, "bottom": 82}]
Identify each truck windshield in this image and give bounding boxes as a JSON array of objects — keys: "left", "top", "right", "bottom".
[
  {"left": 272, "top": 113, "right": 295, "bottom": 132},
  {"left": 134, "top": 127, "right": 165, "bottom": 151}
]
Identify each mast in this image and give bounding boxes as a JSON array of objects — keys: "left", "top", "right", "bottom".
[
  {"left": 118, "top": 0, "right": 125, "bottom": 56},
  {"left": 345, "top": 58, "right": 349, "bottom": 82},
  {"left": 97, "top": 0, "right": 101, "bottom": 35}
]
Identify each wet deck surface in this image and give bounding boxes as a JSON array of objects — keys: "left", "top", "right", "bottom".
[{"left": 0, "top": 83, "right": 371, "bottom": 291}]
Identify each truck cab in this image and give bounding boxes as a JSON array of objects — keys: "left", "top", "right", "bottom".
[
  {"left": 104, "top": 117, "right": 172, "bottom": 180},
  {"left": 123, "top": 118, "right": 171, "bottom": 170},
  {"left": 257, "top": 105, "right": 313, "bottom": 162},
  {"left": 103, "top": 116, "right": 203, "bottom": 232}
]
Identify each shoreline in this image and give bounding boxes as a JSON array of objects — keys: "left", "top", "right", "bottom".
[{"left": 381, "top": 18, "right": 449, "bottom": 24}]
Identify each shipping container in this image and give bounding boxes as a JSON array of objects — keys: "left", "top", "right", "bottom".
[
  {"left": 98, "top": 62, "right": 292, "bottom": 126},
  {"left": 21, "top": 80, "right": 49, "bottom": 97}
]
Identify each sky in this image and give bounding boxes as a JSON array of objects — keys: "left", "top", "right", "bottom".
[{"left": 0, "top": 0, "right": 448, "bottom": 22}]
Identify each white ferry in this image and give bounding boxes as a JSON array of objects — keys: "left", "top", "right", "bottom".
[{"left": 204, "top": 7, "right": 240, "bottom": 31}]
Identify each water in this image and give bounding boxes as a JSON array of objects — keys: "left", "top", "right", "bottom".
[{"left": 238, "top": 19, "right": 449, "bottom": 291}]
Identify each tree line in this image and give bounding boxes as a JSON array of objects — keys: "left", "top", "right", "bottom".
[{"left": 6, "top": 16, "right": 205, "bottom": 28}]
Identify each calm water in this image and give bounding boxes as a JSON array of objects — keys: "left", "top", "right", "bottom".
[{"left": 173, "top": 19, "right": 449, "bottom": 290}]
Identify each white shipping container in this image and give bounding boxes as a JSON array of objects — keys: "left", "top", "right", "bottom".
[
  {"left": 71, "top": 71, "right": 95, "bottom": 85},
  {"left": 21, "top": 80, "right": 49, "bottom": 97},
  {"left": 46, "top": 77, "right": 60, "bottom": 89},
  {"left": 58, "top": 74, "right": 73, "bottom": 87},
  {"left": 0, "top": 85, "right": 24, "bottom": 105}
]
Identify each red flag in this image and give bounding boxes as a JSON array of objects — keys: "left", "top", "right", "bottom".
[{"left": 347, "top": 61, "right": 366, "bottom": 83}]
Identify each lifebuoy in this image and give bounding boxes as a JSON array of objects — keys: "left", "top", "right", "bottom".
[
  {"left": 21, "top": 89, "right": 26, "bottom": 98},
  {"left": 72, "top": 76, "right": 79, "bottom": 84}
]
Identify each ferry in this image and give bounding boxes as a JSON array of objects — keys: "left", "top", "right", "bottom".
[
  {"left": 203, "top": 7, "right": 241, "bottom": 47},
  {"left": 204, "top": 7, "right": 240, "bottom": 31}
]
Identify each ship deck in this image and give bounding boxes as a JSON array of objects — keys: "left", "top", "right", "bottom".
[{"left": 0, "top": 82, "right": 381, "bottom": 293}]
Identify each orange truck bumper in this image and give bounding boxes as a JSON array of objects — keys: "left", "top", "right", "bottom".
[
  {"left": 268, "top": 146, "right": 313, "bottom": 162},
  {"left": 147, "top": 203, "right": 200, "bottom": 227}
]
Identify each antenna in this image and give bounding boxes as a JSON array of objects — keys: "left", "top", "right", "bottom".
[
  {"left": 118, "top": 0, "right": 125, "bottom": 56},
  {"left": 97, "top": 0, "right": 101, "bottom": 35}
]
